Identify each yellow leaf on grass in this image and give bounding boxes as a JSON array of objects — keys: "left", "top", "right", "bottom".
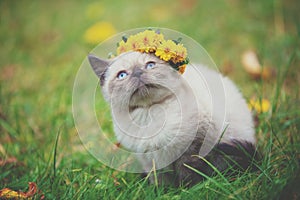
[
  {"left": 0, "top": 188, "right": 24, "bottom": 199},
  {"left": 248, "top": 98, "right": 271, "bottom": 113},
  {"left": 84, "top": 22, "right": 116, "bottom": 44},
  {"left": 0, "top": 182, "right": 41, "bottom": 200}
]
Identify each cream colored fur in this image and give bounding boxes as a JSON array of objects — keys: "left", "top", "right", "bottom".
[{"left": 89, "top": 51, "right": 256, "bottom": 172}]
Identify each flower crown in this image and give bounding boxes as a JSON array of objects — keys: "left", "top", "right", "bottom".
[{"left": 115, "top": 30, "right": 189, "bottom": 74}]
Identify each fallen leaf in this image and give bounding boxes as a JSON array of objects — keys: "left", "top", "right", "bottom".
[
  {"left": 0, "top": 182, "right": 43, "bottom": 200},
  {"left": 114, "top": 142, "right": 121, "bottom": 148},
  {"left": 111, "top": 175, "right": 120, "bottom": 186},
  {"left": 0, "top": 157, "right": 18, "bottom": 166},
  {"left": 241, "top": 50, "right": 262, "bottom": 78},
  {"left": 0, "top": 188, "right": 22, "bottom": 199},
  {"left": 112, "top": 142, "right": 121, "bottom": 152},
  {"left": 241, "top": 50, "right": 276, "bottom": 80}
]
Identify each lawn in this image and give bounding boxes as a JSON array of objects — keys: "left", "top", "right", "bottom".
[{"left": 0, "top": 0, "right": 299, "bottom": 199}]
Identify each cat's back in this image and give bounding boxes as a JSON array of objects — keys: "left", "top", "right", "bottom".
[{"left": 183, "top": 64, "right": 256, "bottom": 144}]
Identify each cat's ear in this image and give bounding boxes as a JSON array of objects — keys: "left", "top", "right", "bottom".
[{"left": 88, "top": 54, "right": 110, "bottom": 78}]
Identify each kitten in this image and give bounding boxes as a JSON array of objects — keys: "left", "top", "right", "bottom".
[{"left": 88, "top": 51, "right": 259, "bottom": 186}]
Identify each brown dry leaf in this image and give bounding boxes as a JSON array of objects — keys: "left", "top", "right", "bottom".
[
  {"left": 0, "top": 157, "right": 18, "bottom": 166},
  {"left": 241, "top": 50, "right": 275, "bottom": 80},
  {"left": 0, "top": 188, "right": 24, "bottom": 199},
  {"left": 112, "top": 142, "right": 121, "bottom": 152},
  {"left": 0, "top": 182, "right": 43, "bottom": 200},
  {"left": 111, "top": 175, "right": 120, "bottom": 186},
  {"left": 114, "top": 142, "right": 121, "bottom": 148},
  {"left": 241, "top": 50, "right": 262, "bottom": 78}
]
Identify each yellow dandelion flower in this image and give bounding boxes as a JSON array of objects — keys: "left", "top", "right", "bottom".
[
  {"left": 117, "top": 40, "right": 129, "bottom": 55},
  {"left": 84, "top": 22, "right": 116, "bottom": 44},
  {"left": 155, "top": 48, "right": 174, "bottom": 61},
  {"left": 248, "top": 98, "right": 271, "bottom": 113},
  {"left": 114, "top": 29, "right": 189, "bottom": 74},
  {"left": 144, "top": 30, "right": 163, "bottom": 45},
  {"left": 152, "top": 31, "right": 164, "bottom": 44},
  {"left": 141, "top": 30, "right": 164, "bottom": 53},
  {"left": 139, "top": 33, "right": 154, "bottom": 53},
  {"left": 126, "top": 34, "right": 143, "bottom": 51},
  {"left": 155, "top": 40, "right": 177, "bottom": 62},
  {"left": 173, "top": 44, "right": 187, "bottom": 63}
]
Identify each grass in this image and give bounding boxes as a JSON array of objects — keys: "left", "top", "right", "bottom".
[{"left": 0, "top": 0, "right": 299, "bottom": 199}]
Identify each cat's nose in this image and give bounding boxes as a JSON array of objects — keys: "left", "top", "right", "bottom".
[{"left": 132, "top": 67, "right": 143, "bottom": 78}]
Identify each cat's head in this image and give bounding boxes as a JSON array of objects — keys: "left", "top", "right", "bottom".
[{"left": 88, "top": 51, "right": 182, "bottom": 109}]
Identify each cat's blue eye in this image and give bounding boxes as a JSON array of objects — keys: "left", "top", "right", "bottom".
[
  {"left": 117, "top": 71, "right": 128, "bottom": 80},
  {"left": 145, "top": 61, "right": 156, "bottom": 69}
]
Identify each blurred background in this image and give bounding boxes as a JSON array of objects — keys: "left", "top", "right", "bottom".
[{"left": 0, "top": 0, "right": 299, "bottom": 199}]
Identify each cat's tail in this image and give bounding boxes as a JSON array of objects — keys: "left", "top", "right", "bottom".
[
  {"left": 178, "top": 140, "right": 261, "bottom": 187},
  {"left": 208, "top": 140, "right": 262, "bottom": 175}
]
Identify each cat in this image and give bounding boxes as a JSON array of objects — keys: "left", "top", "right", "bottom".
[{"left": 88, "top": 51, "right": 259, "bottom": 187}]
